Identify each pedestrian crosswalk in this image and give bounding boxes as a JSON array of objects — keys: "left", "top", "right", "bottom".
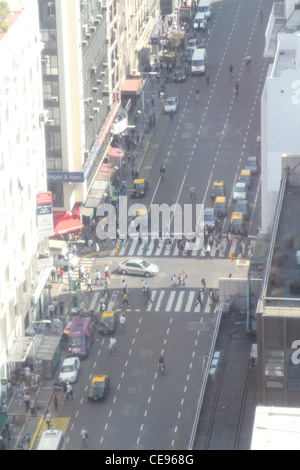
[
  {"left": 37, "top": 416, "right": 71, "bottom": 437},
  {"left": 89, "top": 287, "right": 219, "bottom": 316},
  {"left": 110, "top": 236, "right": 256, "bottom": 260}
]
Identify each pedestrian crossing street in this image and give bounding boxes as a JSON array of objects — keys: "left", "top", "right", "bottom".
[
  {"left": 89, "top": 287, "right": 219, "bottom": 316},
  {"left": 110, "top": 236, "right": 256, "bottom": 260}
]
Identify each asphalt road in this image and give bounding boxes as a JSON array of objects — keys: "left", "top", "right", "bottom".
[{"left": 62, "top": 0, "right": 272, "bottom": 450}]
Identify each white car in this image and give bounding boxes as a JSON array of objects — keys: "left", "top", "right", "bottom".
[
  {"left": 58, "top": 357, "right": 80, "bottom": 384},
  {"left": 118, "top": 259, "right": 159, "bottom": 277},
  {"left": 164, "top": 97, "right": 178, "bottom": 114},
  {"left": 233, "top": 182, "right": 247, "bottom": 200}
]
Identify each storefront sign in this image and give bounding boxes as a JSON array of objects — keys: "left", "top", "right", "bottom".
[
  {"left": 36, "top": 192, "right": 54, "bottom": 237},
  {"left": 47, "top": 171, "right": 85, "bottom": 183}
]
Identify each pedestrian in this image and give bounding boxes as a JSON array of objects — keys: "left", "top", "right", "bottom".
[
  {"left": 103, "top": 281, "right": 109, "bottom": 298},
  {"left": 145, "top": 288, "right": 153, "bottom": 304},
  {"left": 59, "top": 298, "right": 64, "bottom": 316},
  {"left": 80, "top": 427, "right": 89, "bottom": 448},
  {"left": 48, "top": 303, "right": 55, "bottom": 319},
  {"left": 136, "top": 131, "right": 140, "bottom": 144},
  {"left": 50, "top": 267, "right": 56, "bottom": 282},
  {"left": 204, "top": 243, "right": 213, "bottom": 259},
  {"left": 178, "top": 238, "right": 184, "bottom": 256},
  {"left": 160, "top": 165, "right": 165, "bottom": 180},
  {"left": 88, "top": 238, "right": 93, "bottom": 252},
  {"left": 119, "top": 313, "right": 126, "bottom": 332},
  {"left": 234, "top": 81, "right": 239, "bottom": 95},
  {"left": 80, "top": 265, "right": 86, "bottom": 281},
  {"left": 59, "top": 268, "right": 64, "bottom": 283},
  {"left": 104, "top": 264, "right": 110, "bottom": 284},
  {"left": 245, "top": 56, "right": 251, "bottom": 68},
  {"left": 86, "top": 275, "right": 93, "bottom": 292},
  {"left": 260, "top": 10, "right": 263, "bottom": 21},
  {"left": 190, "top": 185, "right": 196, "bottom": 199},
  {"left": 95, "top": 270, "right": 103, "bottom": 286},
  {"left": 195, "top": 89, "right": 200, "bottom": 101},
  {"left": 53, "top": 394, "right": 58, "bottom": 412},
  {"left": 229, "top": 64, "right": 233, "bottom": 77},
  {"left": 122, "top": 291, "right": 129, "bottom": 307},
  {"left": 122, "top": 279, "right": 128, "bottom": 293},
  {"left": 67, "top": 382, "right": 74, "bottom": 399},
  {"left": 171, "top": 274, "right": 177, "bottom": 289},
  {"left": 206, "top": 71, "right": 210, "bottom": 84},
  {"left": 151, "top": 93, "right": 155, "bottom": 106},
  {"left": 57, "top": 266, "right": 61, "bottom": 282},
  {"left": 109, "top": 337, "right": 117, "bottom": 353},
  {"left": 201, "top": 278, "right": 207, "bottom": 290},
  {"left": 24, "top": 391, "right": 30, "bottom": 412},
  {"left": 195, "top": 290, "right": 203, "bottom": 309},
  {"left": 208, "top": 288, "right": 214, "bottom": 307},
  {"left": 17, "top": 387, "right": 23, "bottom": 407},
  {"left": 131, "top": 168, "right": 135, "bottom": 181},
  {"left": 46, "top": 410, "right": 52, "bottom": 429},
  {"left": 142, "top": 280, "right": 147, "bottom": 296}
]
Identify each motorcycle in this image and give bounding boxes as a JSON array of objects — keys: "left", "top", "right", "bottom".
[{"left": 158, "top": 362, "right": 165, "bottom": 375}]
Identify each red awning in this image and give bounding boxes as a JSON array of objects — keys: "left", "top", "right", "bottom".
[
  {"left": 121, "top": 77, "right": 142, "bottom": 95},
  {"left": 50, "top": 209, "right": 84, "bottom": 237}
]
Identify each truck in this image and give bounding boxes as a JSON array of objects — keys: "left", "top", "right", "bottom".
[{"left": 48, "top": 239, "right": 79, "bottom": 271}]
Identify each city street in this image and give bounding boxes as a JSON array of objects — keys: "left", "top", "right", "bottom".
[{"left": 56, "top": 0, "right": 271, "bottom": 450}]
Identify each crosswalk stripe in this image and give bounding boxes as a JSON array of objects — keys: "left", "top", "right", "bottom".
[
  {"left": 37, "top": 417, "right": 71, "bottom": 438},
  {"left": 128, "top": 239, "right": 138, "bottom": 256},
  {"left": 155, "top": 291, "right": 165, "bottom": 312},
  {"left": 174, "top": 291, "right": 185, "bottom": 312},
  {"left": 165, "top": 290, "right": 176, "bottom": 312},
  {"left": 185, "top": 291, "right": 196, "bottom": 312}
]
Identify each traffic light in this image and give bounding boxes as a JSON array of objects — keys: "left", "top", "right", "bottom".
[
  {"left": 115, "top": 246, "right": 120, "bottom": 256},
  {"left": 230, "top": 253, "right": 235, "bottom": 262}
]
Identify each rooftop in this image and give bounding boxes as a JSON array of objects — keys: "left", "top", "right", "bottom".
[{"left": 258, "top": 155, "right": 300, "bottom": 316}]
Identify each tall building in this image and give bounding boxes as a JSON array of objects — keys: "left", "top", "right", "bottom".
[
  {"left": 38, "top": 0, "right": 120, "bottom": 219},
  {"left": 0, "top": 0, "right": 48, "bottom": 383}
]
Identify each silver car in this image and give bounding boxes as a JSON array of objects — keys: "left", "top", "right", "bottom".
[
  {"left": 233, "top": 182, "right": 247, "bottom": 200},
  {"left": 118, "top": 259, "right": 159, "bottom": 277},
  {"left": 164, "top": 97, "right": 178, "bottom": 114}
]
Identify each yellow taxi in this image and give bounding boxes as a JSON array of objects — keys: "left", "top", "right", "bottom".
[
  {"left": 230, "top": 212, "right": 244, "bottom": 235},
  {"left": 87, "top": 375, "right": 110, "bottom": 401},
  {"left": 238, "top": 169, "right": 251, "bottom": 189},
  {"left": 98, "top": 310, "right": 118, "bottom": 335},
  {"left": 211, "top": 181, "right": 226, "bottom": 199},
  {"left": 130, "top": 178, "right": 148, "bottom": 198},
  {"left": 214, "top": 196, "right": 227, "bottom": 217}
]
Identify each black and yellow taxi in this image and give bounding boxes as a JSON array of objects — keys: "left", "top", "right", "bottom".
[
  {"left": 87, "top": 374, "right": 110, "bottom": 401},
  {"left": 98, "top": 310, "right": 118, "bottom": 335},
  {"left": 214, "top": 196, "right": 227, "bottom": 217},
  {"left": 211, "top": 181, "right": 226, "bottom": 199},
  {"left": 130, "top": 178, "right": 148, "bottom": 198},
  {"left": 230, "top": 212, "right": 244, "bottom": 235},
  {"left": 238, "top": 169, "right": 251, "bottom": 189}
]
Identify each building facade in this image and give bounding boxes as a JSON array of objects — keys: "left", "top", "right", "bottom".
[{"left": 0, "top": 0, "right": 48, "bottom": 384}]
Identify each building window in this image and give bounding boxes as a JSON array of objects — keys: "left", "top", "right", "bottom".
[{"left": 48, "top": 182, "right": 64, "bottom": 208}]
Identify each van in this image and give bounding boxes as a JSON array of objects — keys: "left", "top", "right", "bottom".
[
  {"left": 198, "top": 0, "right": 212, "bottom": 19},
  {"left": 191, "top": 48, "right": 207, "bottom": 75},
  {"left": 67, "top": 316, "right": 95, "bottom": 358},
  {"left": 193, "top": 12, "right": 207, "bottom": 30},
  {"left": 36, "top": 430, "right": 65, "bottom": 450},
  {"left": 48, "top": 240, "right": 79, "bottom": 271}
]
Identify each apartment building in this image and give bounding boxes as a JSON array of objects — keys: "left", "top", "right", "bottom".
[{"left": 0, "top": 1, "right": 48, "bottom": 382}]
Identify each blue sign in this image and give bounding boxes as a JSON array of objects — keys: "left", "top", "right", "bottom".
[{"left": 47, "top": 171, "right": 85, "bottom": 183}]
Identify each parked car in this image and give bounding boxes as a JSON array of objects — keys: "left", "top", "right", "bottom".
[
  {"left": 236, "top": 200, "right": 250, "bottom": 220},
  {"left": 58, "top": 357, "right": 80, "bottom": 384},
  {"left": 164, "top": 97, "right": 179, "bottom": 114},
  {"left": 245, "top": 156, "right": 258, "bottom": 174},
  {"left": 118, "top": 259, "right": 159, "bottom": 277},
  {"left": 233, "top": 182, "right": 247, "bottom": 200},
  {"left": 173, "top": 67, "right": 186, "bottom": 82},
  {"left": 183, "top": 47, "right": 196, "bottom": 63},
  {"left": 87, "top": 375, "right": 110, "bottom": 401},
  {"left": 238, "top": 169, "right": 251, "bottom": 189}
]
